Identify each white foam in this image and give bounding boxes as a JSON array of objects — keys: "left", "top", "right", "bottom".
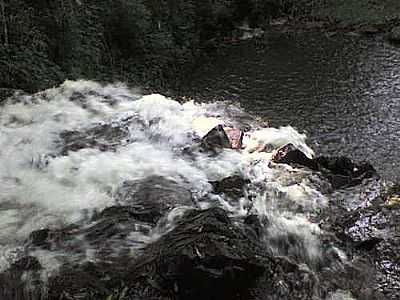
[
  {"left": 243, "top": 126, "right": 314, "bottom": 158},
  {"left": 0, "top": 80, "right": 327, "bottom": 272},
  {"left": 327, "top": 290, "right": 356, "bottom": 300}
]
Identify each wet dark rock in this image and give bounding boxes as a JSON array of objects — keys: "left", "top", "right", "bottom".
[
  {"left": 210, "top": 175, "right": 250, "bottom": 199},
  {"left": 2, "top": 205, "right": 386, "bottom": 300},
  {"left": 321, "top": 184, "right": 400, "bottom": 299},
  {"left": 244, "top": 214, "right": 265, "bottom": 239},
  {"left": 2, "top": 207, "right": 309, "bottom": 300},
  {"left": 201, "top": 124, "right": 231, "bottom": 151},
  {"left": 115, "top": 176, "right": 194, "bottom": 224},
  {"left": 344, "top": 207, "right": 400, "bottom": 298},
  {"left": 183, "top": 126, "right": 244, "bottom": 157},
  {"left": 125, "top": 207, "right": 315, "bottom": 300},
  {"left": 10, "top": 256, "right": 42, "bottom": 272},
  {"left": 83, "top": 208, "right": 153, "bottom": 256},
  {"left": 272, "top": 143, "right": 377, "bottom": 189},
  {"left": 0, "top": 256, "right": 43, "bottom": 300},
  {"left": 354, "top": 237, "right": 383, "bottom": 251},
  {"left": 316, "top": 156, "right": 377, "bottom": 189},
  {"left": 58, "top": 122, "right": 132, "bottom": 155},
  {"left": 388, "top": 26, "right": 400, "bottom": 42},
  {"left": 28, "top": 228, "right": 51, "bottom": 248},
  {"left": 26, "top": 206, "right": 153, "bottom": 262},
  {"left": 27, "top": 226, "right": 77, "bottom": 251},
  {"left": 46, "top": 262, "right": 116, "bottom": 300},
  {"left": 272, "top": 143, "right": 319, "bottom": 170}
]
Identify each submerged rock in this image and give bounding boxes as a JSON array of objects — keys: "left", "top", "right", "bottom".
[
  {"left": 58, "top": 122, "right": 131, "bottom": 154},
  {"left": 115, "top": 175, "right": 194, "bottom": 224}
]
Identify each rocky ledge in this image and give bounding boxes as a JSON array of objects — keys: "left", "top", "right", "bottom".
[{"left": 0, "top": 124, "right": 398, "bottom": 300}]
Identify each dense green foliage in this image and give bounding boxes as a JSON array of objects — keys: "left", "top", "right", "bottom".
[
  {"left": 0, "top": 0, "right": 398, "bottom": 93},
  {"left": 0, "top": 0, "right": 278, "bottom": 92}
]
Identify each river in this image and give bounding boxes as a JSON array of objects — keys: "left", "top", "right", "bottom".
[{"left": 180, "top": 31, "right": 400, "bottom": 182}]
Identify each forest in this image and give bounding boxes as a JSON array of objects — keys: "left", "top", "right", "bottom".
[{"left": 1, "top": 0, "right": 398, "bottom": 94}]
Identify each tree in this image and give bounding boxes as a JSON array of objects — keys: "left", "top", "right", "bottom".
[{"left": 0, "top": 0, "right": 8, "bottom": 46}]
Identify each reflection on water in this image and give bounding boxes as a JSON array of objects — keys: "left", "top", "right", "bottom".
[{"left": 182, "top": 32, "right": 400, "bottom": 181}]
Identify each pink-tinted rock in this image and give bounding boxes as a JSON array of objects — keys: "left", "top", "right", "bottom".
[{"left": 224, "top": 127, "right": 244, "bottom": 149}]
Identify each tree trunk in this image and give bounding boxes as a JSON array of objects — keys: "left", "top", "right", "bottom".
[{"left": 0, "top": 0, "right": 8, "bottom": 46}]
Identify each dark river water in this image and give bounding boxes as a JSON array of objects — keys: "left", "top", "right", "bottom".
[{"left": 181, "top": 32, "right": 400, "bottom": 182}]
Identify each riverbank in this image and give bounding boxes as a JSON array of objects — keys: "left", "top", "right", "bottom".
[{"left": 0, "top": 0, "right": 399, "bottom": 98}]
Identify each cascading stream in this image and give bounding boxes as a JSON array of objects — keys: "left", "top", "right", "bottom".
[{"left": 0, "top": 80, "right": 394, "bottom": 300}]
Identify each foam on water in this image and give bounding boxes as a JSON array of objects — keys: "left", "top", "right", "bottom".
[
  {"left": 0, "top": 80, "right": 328, "bottom": 273},
  {"left": 327, "top": 290, "right": 357, "bottom": 300}
]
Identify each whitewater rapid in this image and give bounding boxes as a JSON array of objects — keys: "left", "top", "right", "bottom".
[{"left": 0, "top": 80, "right": 328, "bottom": 274}]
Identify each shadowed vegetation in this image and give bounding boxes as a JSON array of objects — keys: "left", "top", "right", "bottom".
[{"left": 0, "top": 0, "right": 399, "bottom": 93}]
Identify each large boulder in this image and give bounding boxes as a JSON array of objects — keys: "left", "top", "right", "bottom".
[{"left": 124, "top": 207, "right": 317, "bottom": 300}]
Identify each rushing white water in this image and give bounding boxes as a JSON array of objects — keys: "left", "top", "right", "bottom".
[{"left": 0, "top": 80, "right": 328, "bottom": 273}]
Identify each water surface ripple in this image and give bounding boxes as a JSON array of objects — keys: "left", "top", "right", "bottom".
[{"left": 182, "top": 33, "right": 400, "bottom": 181}]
